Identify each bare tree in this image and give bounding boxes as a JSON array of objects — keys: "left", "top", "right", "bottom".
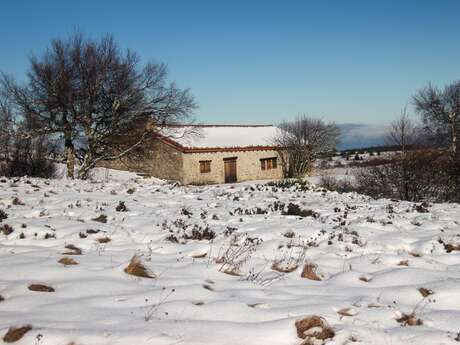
[
  {"left": 0, "top": 91, "right": 14, "bottom": 164},
  {"left": 273, "top": 115, "right": 340, "bottom": 178},
  {"left": 1, "top": 33, "right": 196, "bottom": 179},
  {"left": 385, "top": 109, "right": 418, "bottom": 154},
  {"left": 384, "top": 110, "right": 421, "bottom": 200},
  {"left": 413, "top": 81, "right": 460, "bottom": 158},
  {"left": 0, "top": 91, "right": 56, "bottom": 177}
]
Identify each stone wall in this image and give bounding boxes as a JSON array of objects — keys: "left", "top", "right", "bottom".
[
  {"left": 99, "top": 140, "right": 286, "bottom": 185},
  {"left": 182, "top": 149, "right": 284, "bottom": 184},
  {"left": 98, "top": 140, "right": 184, "bottom": 182}
]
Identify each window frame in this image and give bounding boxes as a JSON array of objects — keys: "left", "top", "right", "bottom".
[
  {"left": 260, "top": 157, "right": 277, "bottom": 171},
  {"left": 199, "top": 160, "right": 211, "bottom": 173}
]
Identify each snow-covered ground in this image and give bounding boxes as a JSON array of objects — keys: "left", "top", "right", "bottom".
[{"left": 1, "top": 172, "right": 460, "bottom": 344}]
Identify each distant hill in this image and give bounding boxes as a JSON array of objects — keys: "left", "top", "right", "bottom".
[{"left": 337, "top": 123, "right": 388, "bottom": 150}]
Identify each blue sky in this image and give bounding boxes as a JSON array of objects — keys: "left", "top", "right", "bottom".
[{"left": 1, "top": 0, "right": 459, "bottom": 125}]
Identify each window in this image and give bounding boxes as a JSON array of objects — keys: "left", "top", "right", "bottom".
[
  {"left": 260, "top": 157, "right": 277, "bottom": 170},
  {"left": 199, "top": 160, "right": 211, "bottom": 173}
]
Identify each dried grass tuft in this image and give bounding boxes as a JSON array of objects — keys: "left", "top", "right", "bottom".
[
  {"left": 418, "top": 287, "right": 434, "bottom": 297},
  {"left": 124, "top": 255, "right": 155, "bottom": 278},
  {"left": 191, "top": 252, "right": 207, "bottom": 259},
  {"left": 396, "top": 312, "right": 423, "bottom": 326},
  {"left": 295, "top": 315, "right": 335, "bottom": 343},
  {"left": 222, "top": 268, "right": 243, "bottom": 276},
  {"left": 92, "top": 214, "right": 107, "bottom": 223},
  {"left": 28, "top": 284, "right": 54, "bottom": 292},
  {"left": 202, "top": 284, "right": 214, "bottom": 291},
  {"left": 398, "top": 260, "right": 409, "bottom": 266},
  {"left": 63, "top": 244, "right": 82, "bottom": 255},
  {"left": 96, "top": 236, "right": 111, "bottom": 243},
  {"left": 3, "top": 325, "right": 32, "bottom": 342},
  {"left": 58, "top": 257, "right": 79, "bottom": 266},
  {"left": 336, "top": 307, "right": 357, "bottom": 317},
  {"left": 359, "top": 275, "right": 372, "bottom": 282},
  {"left": 301, "top": 263, "right": 321, "bottom": 281},
  {"left": 271, "top": 261, "right": 299, "bottom": 273}
]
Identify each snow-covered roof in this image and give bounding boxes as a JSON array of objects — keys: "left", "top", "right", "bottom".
[{"left": 158, "top": 125, "right": 280, "bottom": 151}]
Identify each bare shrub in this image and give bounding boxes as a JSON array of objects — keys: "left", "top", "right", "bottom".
[
  {"left": 12, "top": 197, "right": 24, "bottom": 206},
  {"left": 355, "top": 150, "right": 460, "bottom": 202},
  {"left": 216, "top": 234, "right": 262, "bottom": 276},
  {"left": 282, "top": 203, "right": 318, "bottom": 218},
  {"left": 115, "top": 201, "right": 128, "bottom": 212},
  {"left": 438, "top": 238, "right": 460, "bottom": 253},
  {"left": 0, "top": 134, "right": 56, "bottom": 179},
  {"left": 3, "top": 325, "right": 32, "bottom": 343},
  {"left": 124, "top": 255, "right": 155, "bottom": 278},
  {"left": 28, "top": 284, "right": 54, "bottom": 292},
  {"left": 0, "top": 209, "right": 7, "bottom": 221},
  {"left": 162, "top": 219, "right": 216, "bottom": 243},
  {"left": 274, "top": 116, "right": 340, "bottom": 177},
  {"left": 272, "top": 239, "right": 306, "bottom": 274},
  {"left": 0, "top": 224, "right": 14, "bottom": 235},
  {"left": 318, "top": 175, "right": 354, "bottom": 193}
]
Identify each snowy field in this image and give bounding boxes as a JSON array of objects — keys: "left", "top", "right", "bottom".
[{"left": 1, "top": 171, "right": 460, "bottom": 344}]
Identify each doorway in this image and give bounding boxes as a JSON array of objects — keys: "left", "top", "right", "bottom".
[{"left": 224, "top": 158, "right": 237, "bottom": 183}]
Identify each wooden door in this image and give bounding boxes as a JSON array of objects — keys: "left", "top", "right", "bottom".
[{"left": 224, "top": 158, "right": 237, "bottom": 183}]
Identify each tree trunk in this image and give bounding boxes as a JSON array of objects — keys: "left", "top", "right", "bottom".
[
  {"left": 64, "top": 131, "right": 75, "bottom": 179},
  {"left": 451, "top": 119, "right": 457, "bottom": 158},
  {"left": 78, "top": 152, "right": 93, "bottom": 180}
]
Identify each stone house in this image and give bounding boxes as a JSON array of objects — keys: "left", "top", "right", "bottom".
[{"left": 104, "top": 125, "right": 286, "bottom": 184}]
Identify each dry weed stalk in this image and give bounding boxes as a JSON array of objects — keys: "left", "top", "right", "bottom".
[
  {"left": 271, "top": 238, "right": 306, "bottom": 274},
  {"left": 395, "top": 299, "right": 426, "bottom": 326},
  {"left": 216, "top": 234, "right": 260, "bottom": 275},
  {"left": 143, "top": 288, "right": 175, "bottom": 321}
]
